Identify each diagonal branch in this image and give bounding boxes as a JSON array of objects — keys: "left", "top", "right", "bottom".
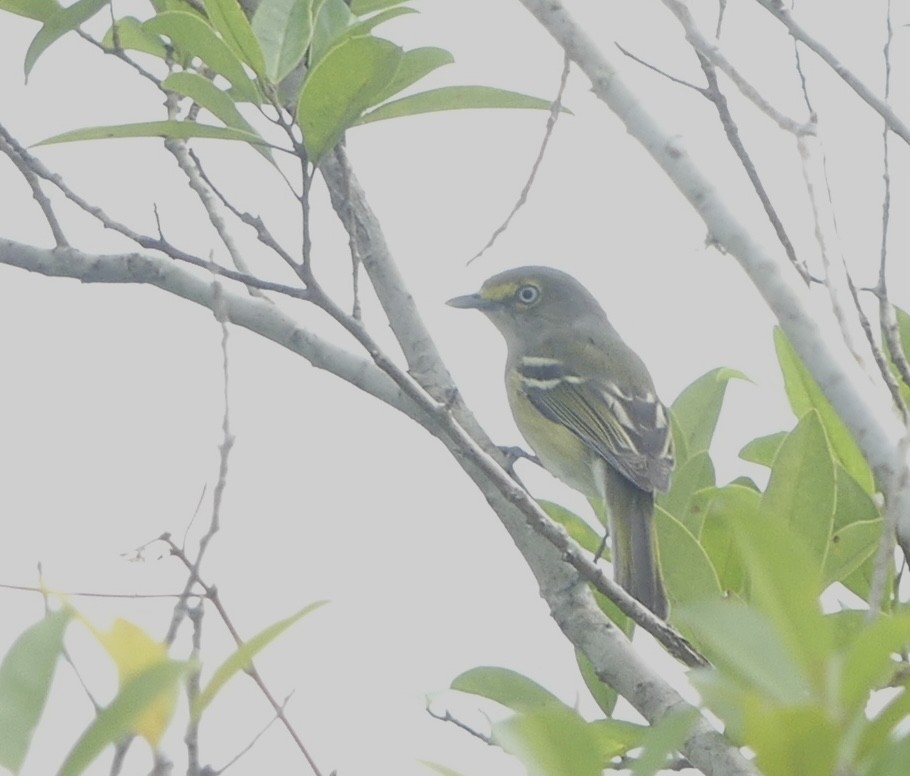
[{"left": 752, "top": 0, "right": 910, "bottom": 146}]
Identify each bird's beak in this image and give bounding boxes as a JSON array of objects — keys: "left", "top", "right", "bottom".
[{"left": 446, "top": 292, "right": 491, "bottom": 310}]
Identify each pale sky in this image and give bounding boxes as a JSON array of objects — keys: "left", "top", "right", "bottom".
[{"left": 0, "top": 1, "right": 905, "bottom": 774}]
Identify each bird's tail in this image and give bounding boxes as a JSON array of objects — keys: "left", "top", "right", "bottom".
[{"left": 604, "top": 468, "right": 668, "bottom": 619}]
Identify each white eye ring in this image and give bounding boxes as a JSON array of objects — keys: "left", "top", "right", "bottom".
[{"left": 517, "top": 284, "right": 540, "bottom": 304}]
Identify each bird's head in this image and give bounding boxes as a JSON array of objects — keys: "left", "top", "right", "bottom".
[{"left": 447, "top": 266, "right": 608, "bottom": 344}]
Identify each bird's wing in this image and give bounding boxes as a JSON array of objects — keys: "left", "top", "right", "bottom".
[{"left": 517, "top": 357, "right": 673, "bottom": 492}]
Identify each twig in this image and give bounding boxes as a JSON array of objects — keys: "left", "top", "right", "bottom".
[
  {"left": 696, "top": 54, "right": 807, "bottom": 281},
  {"left": 426, "top": 705, "right": 494, "bottom": 745},
  {"left": 164, "top": 139, "right": 266, "bottom": 298},
  {"left": 185, "top": 601, "right": 205, "bottom": 776},
  {"left": 36, "top": 565, "right": 101, "bottom": 713},
  {"left": 214, "top": 692, "right": 295, "bottom": 774},
  {"left": 0, "top": 122, "right": 306, "bottom": 299},
  {"left": 661, "top": 0, "right": 812, "bottom": 135},
  {"left": 0, "top": 135, "right": 68, "bottom": 247},
  {"left": 0, "top": 581, "right": 189, "bottom": 599},
  {"left": 188, "top": 149, "right": 300, "bottom": 274},
  {"left": 468, "top": 53, "right": 572, "bottom": 264},
  {"left": 753, "top": 0, "right": 910, "bottom": 145},
  {"left": 796, "top": 134, "right": 867, "bottom": 364},
  {"left": 616, "top": 39, "right": 808, "bottom": 281},
  {"left": 164, "top": 539, "right": 325, "bottom": 776},
  {"left": 165, "top": 281, "right": 235, "bottom": 644}
]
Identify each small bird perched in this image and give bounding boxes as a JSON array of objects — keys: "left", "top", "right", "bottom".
[{"left": 448, "top": 266, "right": 673, "bottom": 617}]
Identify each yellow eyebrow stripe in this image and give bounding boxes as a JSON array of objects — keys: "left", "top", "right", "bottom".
[{"left": 481, "top": 281, "right": 521, "bottom": 301}]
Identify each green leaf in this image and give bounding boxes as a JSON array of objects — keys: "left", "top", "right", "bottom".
[
  {"left": 192, "top": 601, "right": 327, "bottom": 719},
  {"left": 161, "top": 73, "right": 273, "bottom": 161},
  {"left": 202, "top": 0, "right": 266, "bottom": 76},
  {"left": 575, "top": 649, "right": 617, "bottom": 717},
  {"left": 654, "top": 506, "right": 721, "bottom": 610},
  {"left": 358, "top": 84, "right": 560, "bottom": 125},
  {"left": 696, "top": 484, "right": 761, "bottom": 596},
  {"left": 296, "top": 34, "right": 402, "bottom": 161},
  {"left": 144, "top": 11, "right": 261, "bottom": 102},
  {"left": 761, "top": 411, "right": 836, "bottom": 568},
  {"left": 886, "top": 307, "right": 910, "bottom": 405},
  {"left": 538, "top": 499, "right": 602, "bottom": 555},
  {"left": 35, "top": 120, "right": 270, "bottom": 147},
  {"left": 252, "top": 0, "right": 314, "bottom": 82},
  {"left": 859, "top": 687, "right": 910, "bottom": 762},
  {"left": 773, "top": 328, "right": 874, "bottom": 493},
  {"left": 418, "top": 761, "right": 466, "bottom": 776},
  {"left": 669, "top": 367, "right": 748, "bottom": 459},
  {"left": 494, "top": 706, "right": 603, "bottom": 776},
  {"left": 675, "top": 600, "right": 813, "bottom": 704},
  {"left": 370, "top": 45, "right": 452, "bottom": 104},
  {"left": 57, "top": 660, "right": 190, "bottom": 776},
  {"left": 744, "top": 701, "right": 840, "bottom": 776},
  {"left": 833, "top": 464, "right": 879, "bottom": 530},
  {"left": 729, "top": 511, "right": 831, "bottom": 680},
  {"left": 839, "top": 614, "right": 910, "bottom": 716},
  {"left": 451, "top": 667, "right": 564, "bottom": 713},
  {"left": 865, "top": 733, "right": 910, "bottom": 776},
  {"left": 102, "top": 17, "right": 169, "bottom": 59},
  {"left": 309, "top": 0, "right": 353, "bottom": 65},
  {"left": 630, "top": 709, "right": 697, "bottom": 776},
  {"left": 24, "top": 0, "right": 109, "bottom": 78},
  {"left": 657, "top": 451, "right": 714, "bottom": 526},
  {"left": 822, "top": 518, "right": 881, "bottom": 586},
  {"left": 0, "top": 0, "right": 60, "bottom": 22},
  {"left": 346, "top": 4, "right": 415, "bottom": 37},
  {"left": 0, "top": 610, "right": 71, "bottom": 772},
  {"left": 588, "top": 718, "right": 646, "bottom": 761},
  {"left": 739, "top": 431, "right": 787, "bottom": 467},
  {"left": 350, "top": 0, "right": 408, "bottom": 12}
]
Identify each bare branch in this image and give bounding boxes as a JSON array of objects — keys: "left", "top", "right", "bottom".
[
  {"left": 165, "top": 538, "right": 326, "bottom": 776},
  {"left": 0, "top": 239, "right": 421, "bottom": 423},
  {"left": 0, "top": 134, "right": 68, "bottom": 247},
  {"left": 752, "top": 0, "right": 910, "bottom": 146},
  {"left": 469, "top": 53, "right": 572, "bottom": 264}
]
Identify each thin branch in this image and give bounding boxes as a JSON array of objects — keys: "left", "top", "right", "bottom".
[
  {"left": 189, "top": 149, "right": 300, "bottom": 273},
  {"left": 468, "top": 53, "right": 572, "bottom": 264},
  {"left": 661, "top": 0, "right": 813, "bottom": 135},
  {"left": 0, "top": 122, "right": 305, "bottom": 299},
  {"left": 875, "top": 0, "right": 910, "bottom": 394},
  {"left": 214, "top": 693, "right": 294, "bottom": 774},
  {"left": 0, "top": 135, "right": 68, "bottom": 247},
  {"left": 753, "top": 0, "right": 910, "bottom": 146},
  {"left": 426, "top": 705, "right": 494, "bottom": 745},
  {"left": 165, "top": 538, "right": 325, "bottom": 776},
  {"left": 796, "top": 134, "right": 868, "bottom": 364},
  {"left": 165, "top": 139, "right": 267, "bottom": 298},
  {"left": 165, "top": 280, "right": 235, "bottom": 645},
  {"left": 0, "top": 581, "right": 190, "bottom": 599}
]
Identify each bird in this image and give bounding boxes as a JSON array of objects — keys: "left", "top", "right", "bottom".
[{"left": 447, "top": 266, "right": 673, "bottom": 617}]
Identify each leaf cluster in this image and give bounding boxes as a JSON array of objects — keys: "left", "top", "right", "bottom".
[
  {"left": 5, "top": 0, "right": 557, "bottom": 162},
  {"left": 0, "top": 601, "right": 325, "bottom": 775}
]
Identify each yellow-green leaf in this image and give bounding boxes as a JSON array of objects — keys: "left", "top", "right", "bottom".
[
  {"left": 0, "top": 610, "right": 72, "bottom": 772},
  {"left": 192, "top": 601, "right": 327, "bottom": 720},
  {"left": 296, "top": 34, "right": 402, "bottom": 160}
]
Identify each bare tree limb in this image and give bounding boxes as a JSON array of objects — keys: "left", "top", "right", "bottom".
[{"left": 752, "top": 0, "right": 910, "bottom": 146}]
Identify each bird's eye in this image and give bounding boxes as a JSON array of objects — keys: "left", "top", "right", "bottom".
[{"left": 517, "top": 284, "right": 540, "bottom": 305}]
